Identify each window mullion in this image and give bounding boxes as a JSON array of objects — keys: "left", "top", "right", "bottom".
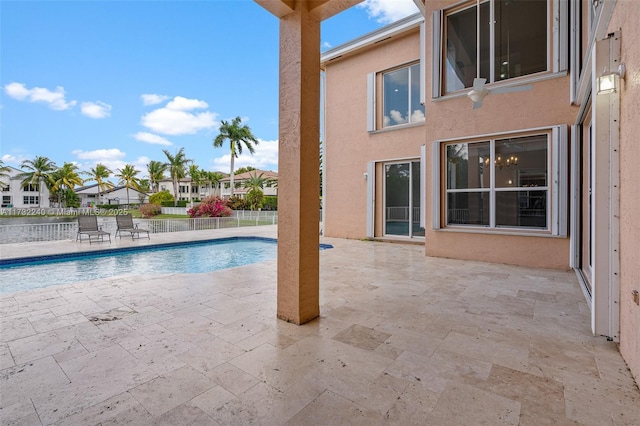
[
  {"left": 490, "top": 139, "right": 496, "bottom": 228},
  {"left": 489, "top": 0, "right": 495, "bottom": 83}
]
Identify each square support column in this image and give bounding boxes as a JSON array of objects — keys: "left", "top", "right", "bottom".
[{"left": 276, "top": 2, "right": 321, "bottom": 324}]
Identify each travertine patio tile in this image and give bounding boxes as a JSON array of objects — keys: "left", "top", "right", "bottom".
[
  {"left": 176, "top": 337, "right": 246, "bottom": 374},
  {"left": 439, "top": 331, "right": 531, "bottom": 372},
  {"left": 210, "top": 312, "right": 273, "bottom": 344},
  {"left": 52, "top": 391, "right": 154, "bottom": 426},
  {"left": 375, "top": 324, "right": 443, "bottom": 358},
  {"left": 128, "top": 365, "right": 216, "bottom": 417},
  {"left": 148, "top": 403, "right": 220, "bottom": 426},
  {"left": 29, "top": 310, "right": 88, "bottom": 333},
  {"left": 332, "top": 324, "right": 391, "bottom": 351},
  {"left": 286, "top": 389, "right": 381, "bottom": 426},
  {"left": 49, "top": 295, "right": 105, "bottom": 316},
  {"left": 235, "top": 326, "right": 299, "bottom": 351},
  {"left": 383, "top": 382, "right": 440, "bottom": 424},
  {"left": 0, "top": 400, "right": 42, "bottom": 426},
  {"left": 204, "top": 362, "right": 261, "bottom": 396},
  {"left": 0, "top": 356, "right": 69, "bottom": 409},
  {"left": 7, "top": 322, "right": 95, "bottom": 364},
  {"left": 0, "top": 315, "right": 36, "bottom": 342},
  {"left": 0, "top": 343, "right": 14, "bottom": 369},
  {"left": 529, "top": 334, "right": 600, "bottom": 378},
  {"left": 426, "top": 382, "right": 521, "bottom": 425},
  {"left": 563, "top": 368, "right": 640, "bottom": 425}
]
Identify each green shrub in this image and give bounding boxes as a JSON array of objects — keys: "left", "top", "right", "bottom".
[
  {"left": 149, "top": 190, "right": 174, "bottom": 205},
  {"left": 139, "top": 203, "right": 162, "bottom": 218},
  {"left": 97, "top": 204, "right": 121, "bottom": 210},
  {"left": 245, "top": 189, "right": 264, "bottom": 211},
  {"left": 262, "top": 196, "right": 278, "bottom": 211}
]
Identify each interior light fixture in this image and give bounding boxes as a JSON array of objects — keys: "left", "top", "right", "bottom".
[{"left": 597, "top": 63, "right": 626, "bottom": 95}]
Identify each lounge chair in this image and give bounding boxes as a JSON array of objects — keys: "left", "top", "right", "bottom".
[
  {"left": 76, "top": 214, "right": 111, "bottom": 244},
  {"left": 115, "top": 214, "right": 150, "bottom": 240}
]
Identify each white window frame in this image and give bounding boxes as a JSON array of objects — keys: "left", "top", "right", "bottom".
[
  {"left": 367, "top": 61, "right": 425, "bottom": 132},
  {"left": 432, "top": 0, "right": 568, "bottom": 99},
  {"left": 432, "top": 125, "right": 567, "bottom": 236}
]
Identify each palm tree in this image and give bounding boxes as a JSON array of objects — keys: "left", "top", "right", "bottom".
[
  {"left": 0, "top": 160, "right": 10, "bottom": 180},
  {"left": 17, "top": 156, "right": 56, "bottom": 208},
  {"left": 206, "top": 171, "right": 225, "bottom": 197},
  {"left": 162, "top": 148, "right": 192, "bottom": 207},
  {"left": 213, "top": 116, "right": 259, "bottom": 197},
  {"left": 115, "top": 164, "right": 142, "bottom": 207},
  {"left": 147, "top": 160, "right": 167, "bottom": 193},
  {"left": 188, "top": 164, "right": 202, "bottom": 200},
  {"left": 82, "top": 163, "right": 114, "bottom": 205},
  {"left": 51, "top": 162, "right": 84, "bottom": 207},
  {"left": 243, "top": 171, "right": 268, "bottom": 191}
]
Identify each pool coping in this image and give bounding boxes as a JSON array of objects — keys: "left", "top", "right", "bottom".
[{"left": 0, "top": 236, "right": 334, "bottom": 267}]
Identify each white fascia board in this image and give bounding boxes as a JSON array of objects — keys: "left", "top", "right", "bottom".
[{"left": 320, "top": 13, "right": 424, "bottom": 66}]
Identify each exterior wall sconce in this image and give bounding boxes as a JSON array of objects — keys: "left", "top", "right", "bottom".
[{"left": 597, "top": 63, "right": 626, "bottom": 95}]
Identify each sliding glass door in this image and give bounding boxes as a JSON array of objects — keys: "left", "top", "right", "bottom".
[{"left": 384, "top": 161, "right": 424, "bottom": 238}]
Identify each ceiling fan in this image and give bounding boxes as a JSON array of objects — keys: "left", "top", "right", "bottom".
[{"left": 467, "top": 78, "right": 533, "bottom": 109}]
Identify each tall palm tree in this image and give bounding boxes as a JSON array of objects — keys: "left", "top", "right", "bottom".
[
  {"left": 115, "top": 164, "right": 142, "bottom": 207},
  {"left": 162, "top": 148, "right": 192, "bottom": 207},
  {"left": 51, "top": 163, "right": 84, "bottom": 207},
  {"left": 213, "top": 116, "right": 259, "bottom": 197},
  {"left": 147, "top": 160, "right": 167, "bottom": 193},
  {"left": 17, "top": 156, "right": 56, "bottom": 208},
  {"left": 82, "top": 163, "right": 114, "bottom": 205}
]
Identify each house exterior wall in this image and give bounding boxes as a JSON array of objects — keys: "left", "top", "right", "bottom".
[
  {"left": 608, "top": 0, "right": 640, "bottom": 384},
  {"left": 423, "top": 0, "right": 578, "bottom": 270},
  {"left": 0, "top": 167, "right": 51, "bottom": 209},
  {"left": 323, "top": 28, "right": 424, "bottom": 239}
]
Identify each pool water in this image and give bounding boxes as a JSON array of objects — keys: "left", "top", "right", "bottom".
[{"left": 0, "top": 238, "right": 280, "bottom": 295}]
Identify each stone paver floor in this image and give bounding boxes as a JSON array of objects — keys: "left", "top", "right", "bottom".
[{"left": 1, "top": 225, "right": 639, "bottom": 425}]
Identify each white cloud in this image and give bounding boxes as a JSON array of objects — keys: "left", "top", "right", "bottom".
[
  {"left": 72, "top": 148, "right": 126, "bottom": 161},
  {"left": 1, "top": 154, "right": 28, "bottom": 166},
  {"left": 141, "top": 93, "right": 169, "bottom": 106},
  {"left": 322, "top": 41, "right": 333, "bottom": 50},
  {"left": 411, "top": 109, "right": 425, "bottom": 122},
  {"left": 212, "top": 138, "right": 279, "bottom": 172},
  {"left": 133, "top": 132, "right": 173, "bottom": 146},
  {"left": 141, "top": 96, "right": 218, "bottom": 135},
  {"left": 357, "top": 0, "right": 419, "bottom": 24},
  {"left": 4, "top": 82, "right": 77, "bottom": 110},
  {"left": 81, "top": 101, "right": 111, "bottom": 119},
  {"left": 389, "top": 109, "right": 407, "bottom": 124},
  {"left": 165, "top": 96, "right": 208, "bottom": 111}
]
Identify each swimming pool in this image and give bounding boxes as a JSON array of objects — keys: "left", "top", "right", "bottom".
[{"left": 0, "top": 237, "right": 331, "bottom": 295}]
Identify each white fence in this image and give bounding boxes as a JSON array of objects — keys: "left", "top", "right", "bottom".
[{"left": 0, "top": 214, "right": 278, "bottom": 244}]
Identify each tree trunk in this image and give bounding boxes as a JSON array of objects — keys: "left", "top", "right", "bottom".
[{"left": 229, "top": 155, "right": 235, "bottom": 197}]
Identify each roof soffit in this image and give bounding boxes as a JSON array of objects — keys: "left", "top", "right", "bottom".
[{"left": 254, "top": 0, "right": 362, "bottom": 20}]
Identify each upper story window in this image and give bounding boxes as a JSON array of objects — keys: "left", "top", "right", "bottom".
[
  {"left": 382, "top": 63, "right": 425, "bottom": 128},
  {"left": 1, "top": 184, "right": 9, "bottom": 192},
  {"left": 22, "top": 183, "right": 39, "bottom": 192},
  {"left": 367, "top": 62, "right": 425, "bottom": 132},
  {"left": 433, "top": 0, "right": 567, "bottom": 98},
  {"left": 444, "top": 0, "right": 547, "bottom": 93}
]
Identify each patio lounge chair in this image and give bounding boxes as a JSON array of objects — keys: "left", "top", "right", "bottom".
[
  {"left": 76, "top": 214, "right": 111, "bottom": 244},
  {"left": 115, "top": 214, "right": 150, "bottom": 240}
]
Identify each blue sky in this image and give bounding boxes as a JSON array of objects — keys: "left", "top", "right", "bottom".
[{"left": 0, "top": 0, "right": 418, "bottom": 179}]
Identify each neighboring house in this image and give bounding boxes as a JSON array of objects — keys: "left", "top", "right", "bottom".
[
  {"left": 0, "top": 165, "right": 52, "bottom": 208},
  {"left": 321, "top": 0, "right": 639, "bottom": 380},
  {"left": 220, "top": 170, "right": 278, "bottom": 199},
  {"left": 75, "top": 184, "right": 149, "bottom": 207},
  {"left": 158, "top": 175, "right": 227, "bottom": 203}
]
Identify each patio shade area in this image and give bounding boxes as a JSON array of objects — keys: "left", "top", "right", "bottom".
[{"left": 1, "top": 226, "right": 639, "bottom": 425}]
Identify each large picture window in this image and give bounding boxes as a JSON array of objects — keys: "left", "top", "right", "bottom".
[
  {"left": 382, "top": 63, "right": 425, "bottom": 128},
  {"left": 440, "top": 0, "right": 548, "bottom": 94},
  {"left": 23, "top": 196, "right": 39, "bottom": 205},
  {"left": 435, "top": 126, "right": 568, "bottom": 235},
  {"left": 22, "top": 183, "right": 39, "bottom": 192}
]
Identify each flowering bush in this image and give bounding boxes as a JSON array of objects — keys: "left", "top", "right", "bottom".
[
  {"left": 139, "top": 203, "right": 162, "bottom": 218},
  {"left": 187, "top": 196, "right": 232, "bottom": 218}
]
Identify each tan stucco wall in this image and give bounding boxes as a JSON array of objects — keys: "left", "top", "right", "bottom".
[
  {"left": 609, "top": 0, "right": 640, "bottom": 384},
  {"left": 422, "top": 0, "right": 578, "bottom": 270},
  {"left": 323, "top": 29, "right": 424, "bottom": 239}
]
